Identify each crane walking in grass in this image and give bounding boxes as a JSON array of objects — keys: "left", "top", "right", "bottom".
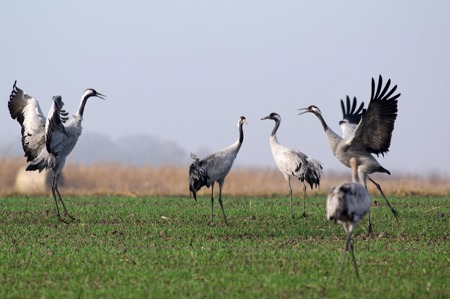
[
  {"left": 261, "top": 112, "right": 322, "bottom": 218},
  {"left": 8, "top": 81, "right": 106, "bottom": 223},
  {"left": 188, "top": 116, "right": 247, "bottom": 225},
  {"left": 299, "top": 75, "right": 400, "bottom": 232},
  {"left": 327, "top": 157, "right": 371, "bottom": 281}
]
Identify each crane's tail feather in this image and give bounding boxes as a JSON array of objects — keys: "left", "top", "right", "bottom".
[
  {"left": 304, "top": 158, "right": 323, "bottom": 189},
  {"left": 188, "top": 153, "right": 209, "bottom": 198},
  {"left": 25, "top": 148, "right": 55, "bottom": 172},
  {"left": 26, "top": 159, "right": 49, "bottom": 172}
]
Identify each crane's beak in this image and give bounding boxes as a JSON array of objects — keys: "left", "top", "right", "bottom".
[
  {"left": 261, "top": 115, "right": 270, "bottom": 120},
  {"left": 96, "top": 92, "right": 106, "bottom": 100},
  {"left": 297, "top": 108, "right": 310, "bottom": 116}
]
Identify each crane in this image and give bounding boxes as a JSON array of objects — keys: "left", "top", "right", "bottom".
[
  {"left": 188, "top": 116, "right": 247, "bottom": 225},
  {"left": 8, "top": 81, "right": 106, "bottom": 223},
  {"left": 298, "top": 75, "right": 400, "bottom": 232},
  {"left": 327, "top": 157, "right": 371, "bottom": 281},
  {"left": 261, "top": 112, "right": 322, "bottom": 218}
]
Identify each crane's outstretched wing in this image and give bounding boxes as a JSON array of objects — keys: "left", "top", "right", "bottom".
[
  {"left": 8, "top": 81, "right": 46, "bottom": 162},
  {"left": 339, "top": 96, "right": 364, "bottom": 139},
  {"left": 346, "top": 75, "right": 400, "bottom": 156},
  {"left": 45, "top": 96, "right": 68, "bottom": 156}
]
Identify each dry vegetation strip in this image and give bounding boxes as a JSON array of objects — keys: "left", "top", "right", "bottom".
[{"left": 1, "top": 157, "right": 449, "bottom": 197}]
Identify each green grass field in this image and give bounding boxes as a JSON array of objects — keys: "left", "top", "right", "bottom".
[{"left": 0, "top": 195, "right": 448, "bottom": 298}]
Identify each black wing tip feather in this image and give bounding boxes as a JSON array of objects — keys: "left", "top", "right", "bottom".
[
  {"left": 12, "top": 80, "right": 18, "bottom": 93},
  {"left": 340, "top": 96, "right": 364, "bottom": 124},
  {"left": 51, "top": 95, "right": 71, "bottom": 123},
  {"left": 363, "top": 75, "right": 400, "bottom": 154},
  {"left": 52, "top": 95, "right": 64, "bottom": 106},
  {"left": 8, "top": 83, "right": 26, "bottom": 121},
  {"left": 50, "top": 96, "right": 65, "bottom": 126},
  {"left": 371, "top": 75, "right": 400, "bottom": 103},
  {"left": 10, "top": 80, "right": 22, "bottom": 99}
]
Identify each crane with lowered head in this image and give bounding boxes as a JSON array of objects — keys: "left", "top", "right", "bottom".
[{"left": 327, "top": 157, "right": 371, "bottom": 281}]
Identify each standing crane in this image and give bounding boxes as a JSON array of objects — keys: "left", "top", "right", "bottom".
[
  {"left": 188, "top": 116, "right": 247, "bottom": 225},
  {"left": 327, "top": 157, "right": 371, "bottom": 281},
  {"left": 8, "top": 81, "right": 106, "bottom": 223},
  {"left": 298, "top": 75, "right": 400, "bottom": 232},
  {"left": 261, "top": 112, "right": 322, "bottom": 218}
]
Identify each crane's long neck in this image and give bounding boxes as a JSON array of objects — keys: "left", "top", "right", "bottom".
[
  {"left": 76, "top": 94, "right": 90, "bottom": 119},
  {"left": 314, "top": 113, "right": 342, "bottom": 154},
  {"left": 314, "top": 112, "right": 329, "bottom": 132},
  {"left": 234, "top": 122, "right": 244, "bottom": 152},
  {"left": 238, "top": 122, "right": 244, "bottom": 144},
  {"left": 222, "top": 121, "right": 245, "bottom": 157},
  {"left": 270, "top": 119, "right": 281, "bottom": 144}
]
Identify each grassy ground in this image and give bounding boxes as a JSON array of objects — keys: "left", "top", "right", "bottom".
[{"left": 0, "top": 195, "right": 448, "bottom": 298}]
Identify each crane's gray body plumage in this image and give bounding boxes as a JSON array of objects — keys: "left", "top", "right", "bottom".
[
  {"left": 327, "top": 182, "right": 370, "bottom": 231},
  {"left": 8, "top": 81, "right": 105, "bottom": 223},
  {"left": 188, "top": 116, "right": 247, "bottom": 225},
  {"left": 262, "top": 112, "right": 322, "bottom": 217},
  {"left": 327, "top": 158, "right": 370, "bottom": 280},
  {"left": 299, "top": 75, "right": 399, "bottom": 225}
]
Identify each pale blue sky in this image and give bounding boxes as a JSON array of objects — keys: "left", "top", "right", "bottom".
[{"left": 1, "top": 1, "right": 449, "bottom": 176}]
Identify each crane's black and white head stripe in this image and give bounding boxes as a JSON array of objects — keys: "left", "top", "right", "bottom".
[
  {"left": 83, "top": 88, "right": 106, "bottom": 100},
  {"left": 260, "top": 112, "right": 281, "bottom": 122},
  {"left": 298, "top": 105, "right": 321, "bottom": 116},
  {"left": 238, "top": 116, "right": 247, "bottom": 127}
]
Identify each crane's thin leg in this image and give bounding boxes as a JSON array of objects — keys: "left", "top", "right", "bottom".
[
  {"left": 367, "top": 176, "right": 399, "bottom": 220},
  {"left": 339, "top": 232, "right": 350, "bottom": 277},
  {"left": 349, "top": 241, "right": 361, "bottom": 281},
  {"left": 361, "top": 182, "right": 374, "bottom": 235},
  {"left": 53, "top": 174, "right": 75, "bottom": 221},
  {"left": 55, "top": 186, "right": 75, "bottom": 221},
  {"left": 218, "top": 184, "right": 228, "bottom": 226},
  {"left": 54, "top": 173, "right": 75, "bottom": 221},
  {"left": 287, "top": 178, "right": 294, "bottom": 219},
  {"left": 51, "top": 176, "right": 69, "bottom": 224},
  {"left": 302, "top": 183, "right": 307, "bottom": 217},
  {"left": 210, "top": 184, "right": 215, "bottom": 223},
  {"left": 367, "top": 211, "right": 373, "bottom": 235}
]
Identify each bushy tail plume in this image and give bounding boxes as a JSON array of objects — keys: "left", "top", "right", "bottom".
[
  {"left": 303, "top": 158, "right": 322, "bottom": 189},
  {"left": 188, "top": 153, "right": 209, "bottom": 199}
]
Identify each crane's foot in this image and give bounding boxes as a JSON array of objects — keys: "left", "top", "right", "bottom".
[
  {"left": 302, "top": 212, "right": 307, "bottom": 218},
  {"left": 222, "top": 214, "right": 229, "bottom": 226},
  {"left": 390, "top": 207, "right": 399, "bottom": 221},
  {"left": 57, "top": 214, "right": 70, "bottom": 224},
  {"left": 56, "top": 212, "right": 76, "bottom": 224},
  {"left": 64, "top": 212, "right": 76, "bottom": 221}
]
